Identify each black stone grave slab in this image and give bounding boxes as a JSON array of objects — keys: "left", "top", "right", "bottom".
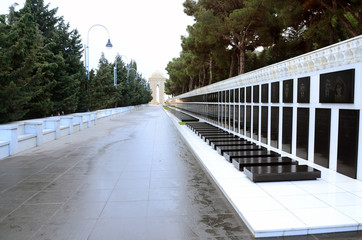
[
  {"left": 188, "top": 125, "right": 214, "bottom": 130},
  {"left": 169, "top": 109, "right": 199, "bottom": 122},
  {"left": 224, "top": 150, "right": 277, "bottom": 162},
  {"left": 202, "top": 133, "right": 235, "bottom": 138},
  {"left": 232, "top": 156, "right": 294, "bottom": 171},
  {"left": 216, "top": 144, "right": 259, "bottom": 155},
  {"left": 244, "top": 165, "right": 321, "bottom": 182},
  {"left": 201, "top": 133, "right": 234, "bottom": 140},
  {"left": 188, "top": 126, "right": 216, "bottom": 131},
  {"left": 196, "top": 130, "right": 227, "bottom": 137},
  {"left": 211, "top": 140, "right": 250, "bottom": 150},
  {"left": 186, "top": 122, "right": 213, "bottom": 128},
  {"left": 206, "top": 137, "right": 240, "bottom": 144},
  {"left": 189, "top": 127, "right": 218, "bottom": 132}
]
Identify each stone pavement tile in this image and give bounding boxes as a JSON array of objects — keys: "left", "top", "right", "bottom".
[
  {"left": 0, "top": 219, "right": 43, "bottom": 240},
  {"left": 148, "top": 187, "right": 187, "bottom": 201},
  {"left": 147, "top": 199, "right": 189, "bottom": 217},
  {"left": 0, "top": 203, "right": 19, "bottom": 222},
  {"left": 184, "top": 213, "right": 253, "bottom": 239},
  {"left": 145, "top": 216, "right": 198, "bottom": 240},
  {"left": 43, "top": 178, "right": 84, "bottom": 192},
  {"left": 30, "top": 219, "right": 96, "bottom": 240},
  {"left": 49, "top": 201, "right": 106, "bottom": 221},
  {"left": 6, "top": 203, "right": 61, "bottom": 221},
  {"left": 100, "top": 201, "right": 148, "bottom": 219},
  {"left": 0, "top": 188, "right": 37, "bottom": 204},
  {"left": 108, "top": 188, "right": 149, "bottom": 202},
  {"left": 115, "top": 178, "right": 151, "bottom": 190},
  {"left": 118, "top": 170, "right": 151, "bottom": 180},
  {"left": 68, "top": 189, "right": 113, "bottom": 202},
  {"left": 88, "top": 217, "right": 147, "bottom": 240},
  {"left": 26, "top": 190, "right": 74, "bottom": 204},
  {"left": 0, "top": 203, "right": 62, "bottom": 240},
  {"left": 12, "top": 180, "right": 50, "bottom": 192}
]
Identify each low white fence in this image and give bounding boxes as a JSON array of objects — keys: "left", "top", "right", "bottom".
[{"left": 0, "top": 105, "right": 145, "bottom": 160}]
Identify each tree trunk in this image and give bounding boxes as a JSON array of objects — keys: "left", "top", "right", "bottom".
[
  {"left": 238, "top": 45, "right": 245, "bottom": 75},
  {"left": 229, "top": 49, "right": 236, "bottom": 78},
  {"left": 188, "top": 76, "right": 194, "bottom": 91},
  {"left": 208, "top": 55, "right": 213, "bottom": 85},
  {"left": 202, "top": 65, "right": 206, "bottom": 87},
  {"left": 328, "top": 20, "right": 335, "bottom": 44}
]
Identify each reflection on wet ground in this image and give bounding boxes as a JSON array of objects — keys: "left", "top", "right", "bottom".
[
  {"left": 1, "top": 106, "right": 362, "bottom": 240},
  {"left": 0, "top": 106, "right": 251, "bottom": 240}
]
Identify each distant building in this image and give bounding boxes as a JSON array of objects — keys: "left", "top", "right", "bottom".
[{"left": 148, "top": 71, "right": 166, "bottom": 105}]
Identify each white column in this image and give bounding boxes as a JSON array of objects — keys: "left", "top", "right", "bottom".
[
  {"left": 60, "top": 116, "right": 73, "bottom": 135},
  {"left": 73, "top": 114, "right": 83, "bottom": 130},
  {"left": 44, "top": 118, "right": 61, "bottom": 139},
  {"left": 0, "top": 125, "right": 18, "bottom": 155},
  {"left": 24, "top": 121, "right": 43, "bottom": 146}
]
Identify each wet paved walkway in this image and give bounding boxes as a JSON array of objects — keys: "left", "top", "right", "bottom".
[{"left": 0, "top": 106, "right": 252, "bottom": 240}]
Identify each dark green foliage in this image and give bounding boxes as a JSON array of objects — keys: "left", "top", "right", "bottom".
[
  {"left": 85, "top": 54, "right": 152, "bottom": 111},
  {"left": 165, "top": 0, "right": 361, "bottom": 96},
  {"left": 0, "top": 0, "right": 152, "bottom": 123}
]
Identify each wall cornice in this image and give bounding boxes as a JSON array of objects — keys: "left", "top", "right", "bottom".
[{"left": 174, "top": 35, "right": 362, "bottom": 99}]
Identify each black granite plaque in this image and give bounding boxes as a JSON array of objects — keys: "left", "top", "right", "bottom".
[
  {"left": 271, "top": 82, "right": 279, "bottom": 103},
  {"left": 320, "top": 69, "right": 354, "bottom": 103},
  {"left": 246, "top": 106, "right": 251, "bottom": 137},
  {"left": 271, "top": 107, "right": 279, "bottom": 148},
  {"left": 253, "top": 85, "right": 260, "bottom": 103},
  {"left": 314, "top": 108, "right": 331, "bottom": 168},
  {"left": 246, "top": 87, "right": 251, "bottom": 103},
  {"left": 262, "top": 84, "right": 269, "bottom": 103},
  {"left": 235, "top": 105, "right": 239, "bottom": 132},
  {"left": 261, "top": 107, "right": 268, "bottom": 144},
  {"left": 337, "top": 110, "right": 359, "bottom": 179},
  {"left": 296, "top": 108, "right": 309, "bottom": 159},
  {"left": 240, "top": 88, "right": 244, "bottom": 103},
  {"left": 225, "top": 105, "right": 229, "bottom": 128},
  {"left": 253, "top": 106, "right": 259, "bottom": 140},
  {"left": 297, "top": 77, "right": 310, "bottom": 103},
  {"left": 230, "top": 105, "right": 235, "bottom": 131},
  {"left": 283, "top": 79, "right": 293, "bottom": 103},
  {"left": 240, "top": 106, "right": 244, "bottom": 135},
  {"left": 282, "top": 107, "right": 292, "bottom": 153}
]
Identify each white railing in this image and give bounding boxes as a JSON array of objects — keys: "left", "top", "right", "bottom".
[{"left": 0, "top": 105, "right": 146, "bottom": 160}]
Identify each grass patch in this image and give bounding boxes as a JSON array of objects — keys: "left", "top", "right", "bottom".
[
  {"left": 178, "top": 122, "right": 186, "bottom": 125},
  {"left": 163, "top": 106, "right": 171, "bottom": 110}
]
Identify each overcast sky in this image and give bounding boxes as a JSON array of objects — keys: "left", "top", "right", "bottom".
[{"left": 0, "top": 0, "right": 194, "bottom": 79}]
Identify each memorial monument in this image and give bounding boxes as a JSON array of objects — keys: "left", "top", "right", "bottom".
[{"left": 148, "top": 71, "right": 166, "bottom": 105}]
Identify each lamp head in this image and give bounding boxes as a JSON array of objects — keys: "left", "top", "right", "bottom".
[{"left": 106, "top": 39, "right": 113, "bottom": 49}]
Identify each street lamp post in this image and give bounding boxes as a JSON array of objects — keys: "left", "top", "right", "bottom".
[
  {"left": 126, "top": 65, "right": 138, "bottom": 81},
  {"left": 84, "top": 24, "right": 113, "bottom": 89}
]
